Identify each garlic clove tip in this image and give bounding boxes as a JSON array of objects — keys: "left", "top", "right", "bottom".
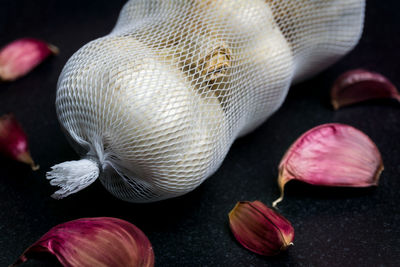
[
  {"left": 16, "top": 151, "right": 39, "bottom": 171},
  {"left": 47, "top": 44, "right": 59, "bottom": 55}
]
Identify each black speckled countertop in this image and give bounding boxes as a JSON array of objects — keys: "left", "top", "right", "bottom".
[{"left": 0, "top": 0, "right": 399, "bottom": 266}]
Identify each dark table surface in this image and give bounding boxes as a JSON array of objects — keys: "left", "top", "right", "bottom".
[{"left": 1, "top": 0, "right": 399, "bottom": 266}]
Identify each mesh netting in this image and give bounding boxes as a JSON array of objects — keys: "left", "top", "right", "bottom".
[{"left": 49, "top": 0, "right": 365, "bottom": 202}]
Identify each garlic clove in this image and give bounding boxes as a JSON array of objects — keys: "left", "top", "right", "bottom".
[
  {"left": 0, "top": 38, "right": 58, "bottom": 81},
  {"left": 229, "top": 201, "right": 294, "bottom": 256},
  {"left": 331, "top": 69, "right": 400, "bottom": 110},
  {"left": 0, "top": 113, "right": 39, "bottom": 170},
  {"left": 272, "top": 123, "right": 383, "bottom": 207},
  {"left": 11, "top": 217, "right": 154, "bottom": 267}
]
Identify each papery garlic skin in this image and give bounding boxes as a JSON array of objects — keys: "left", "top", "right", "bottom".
[
  {"left": 229, "top": 201, "right": 294, "bottom": 256},
  {"left": 331, "top": 69, "right": 400, "bottom": 109},
  {"left": 273, "top": 123, "right": 383, "bottom": 207},
  {"left": 11, "top": 217, "right": 154, "bottom": 267},
  {"left": 0, "top": 38, "right": 58, "bottom": 81},
  {"left": 0, "top": 113, "right": 38, "bottom": 170}
]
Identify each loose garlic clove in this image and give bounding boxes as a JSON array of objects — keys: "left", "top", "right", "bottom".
[
  {"left": 272, "top": 123, "right": 383, "bottom": 207},
  {"left": 229, "top": 201, "right": 294, "bottom": 256},
  {"left": 331, "top": 69, "right": 400, "bottom": 110},
  {"left": 11, "top": 217, "right": 154, "bottom": 267},
  {"left": 0, "top": 38, "right": 58, "bottom": 81},
  {"left": 0, "top": 113, "right": 38, "bottom": 170}
]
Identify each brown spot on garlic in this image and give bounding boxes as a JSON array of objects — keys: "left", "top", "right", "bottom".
[{"left": 198, "top": 45, "right": 231, "bottom": 82}]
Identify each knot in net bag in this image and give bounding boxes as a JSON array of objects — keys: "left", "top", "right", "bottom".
[{"left": 48, "top": 0, "right": 365, "bottom": 202}]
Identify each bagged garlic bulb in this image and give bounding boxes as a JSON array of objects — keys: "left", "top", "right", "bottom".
[{"left": 48, "top": 0, "right": 365, "bottom": 202}]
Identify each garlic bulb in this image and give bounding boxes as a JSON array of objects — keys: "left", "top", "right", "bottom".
[
  {"left": 52, "top": 37, "right": 227, "bottom": 202},
  {"left": 48, "top": 0, "right": 365, "bottom": 202}
]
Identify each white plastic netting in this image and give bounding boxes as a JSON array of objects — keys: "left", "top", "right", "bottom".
[{"left": 48, "top": 0, "right": 365, "bottom": 202}]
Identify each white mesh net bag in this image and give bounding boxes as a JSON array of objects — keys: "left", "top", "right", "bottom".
[{"left": 47, "top": 0, "right": 365, "bottom": 202}]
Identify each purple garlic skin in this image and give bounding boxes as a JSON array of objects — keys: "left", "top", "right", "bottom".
[
  {"left": 11, "top": 217, "right": 154, "bottom": 267},
  {"left": 229, "top": 201, "right": 294, "bottom": 256},
  {"left": 331, "top": 69, "right": 400, "bottom": 110},
  {"left": 0, "top": 38, "right": 58, "bottom": 81},
  {"left": 0, "top": 113, "right": 38, "bottom": 170},
  {"left": 273, "top": 123, "right": 383, "bottom": 207}
]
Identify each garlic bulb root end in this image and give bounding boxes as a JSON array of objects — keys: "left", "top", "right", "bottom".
[{"left": 46, "top": 159, "right": 100, "bottom": 199}]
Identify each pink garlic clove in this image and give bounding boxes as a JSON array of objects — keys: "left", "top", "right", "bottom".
[
  {"left": 11, "top": 217, "right": 154, "bottom": 267},
  {"left": 0, "top": 38, "right": 58, "bottom": 81},
  {"left": 0, "top": 113, "right": 39, "bottom": 170},
  {"left": 229, "top": 201, "right": 294, "bottom": 256},
  {"left": 272, "top": 123, "right": 383, "bottom": 208},
  {"left": 331, "top": 69, "right": 400, "bottom": 110}
]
